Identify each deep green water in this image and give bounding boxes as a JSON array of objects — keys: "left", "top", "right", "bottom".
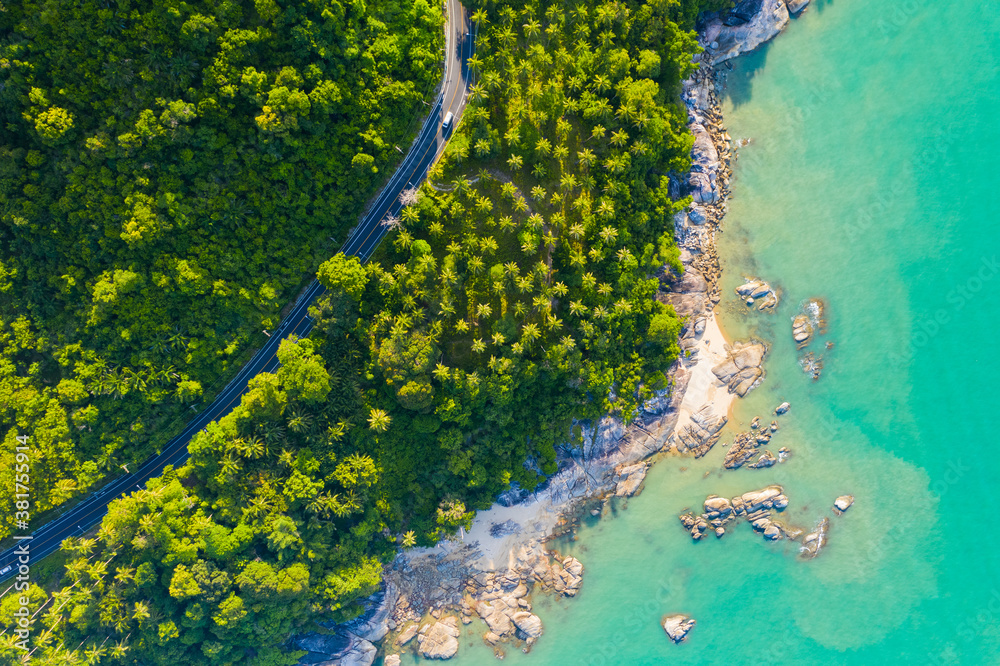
[{"left": 399, "top": 1, "right": 1000, "bottom": 663}]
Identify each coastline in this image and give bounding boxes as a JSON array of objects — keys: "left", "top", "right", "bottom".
[{"left": 313, "top": 2, "right": 804, "bottom": 663}]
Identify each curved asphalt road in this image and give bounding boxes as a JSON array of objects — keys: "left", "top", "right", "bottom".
[{"left": 0, "top": 0, "right": 474, "bottom": 582}]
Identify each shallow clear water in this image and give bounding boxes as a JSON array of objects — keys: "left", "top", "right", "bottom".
[{"left": 398, "top": 1, "right": 1000, "bottom": 663}]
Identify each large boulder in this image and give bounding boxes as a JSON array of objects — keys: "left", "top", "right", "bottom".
[
  {"left": 792, "top": 314, "right": 814, "bottom": 348},
  {"left": 688, "top": 171, "right": 717, "bottom": 204},
  {"left": 724, "top": 0, "right": 765, "bottom": 25},
  {"left": 739, "top": 485, "right": 785, "bottom": 513},
  {"left": 510, "top": 611, "right": 543, "bottom": 639},
  {"left": 703, "top": 495, "right": 733, "bottom": 518},
  {"left": 660, "top": 267, "right": 709, "bottom": 318},
  {"left": 417, "top": 617, "right": 461, "bottom": 660},
  {"left": 674, "top": 404, "right": 728, "bottom": 458},
  {"left": 614, "top": 462, "right": 648, "bottom": 497},
  {"left": 712, "top": 341, "right": 767, "bottom": 397},
  {"left": 691, "top": 125, "right": 720, "bottom": 172},
  {"left": 662, "top": 614, "right": 696, "bottom": 643},
  {"left": 708, "top": 0, "right": 789, "bottom": 65},
  {"left": 834, "top": 495, "right": 855, "bottom": 514},
  {"left": 786, "top": 0, "right": 810, "bottom": 14}
]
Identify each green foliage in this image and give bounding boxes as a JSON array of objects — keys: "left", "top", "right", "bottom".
[
  {"left": 0, "top": 0, "right": 722, "bottom": 663},
  {"left": 0, "top": 0, "right": 443, "bottom": 542}
]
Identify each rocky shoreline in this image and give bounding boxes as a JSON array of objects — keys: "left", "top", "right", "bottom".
[{"left": 298, "top": 2, "right": 817, "bottom": 663}]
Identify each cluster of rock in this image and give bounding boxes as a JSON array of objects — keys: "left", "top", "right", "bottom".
[
  {"left": 791, "top": 298, "right": 830, "bottom": 379},
  {"left": 673, "top": 62, "right": 731, "bottom": 304},
  {"left": 678, "top": 485, "right": 856, "bottom": 562},
  {"left": 736, "top": 277, "right": 779, "bottom": 310},
  {"left": 711, "top": 340, "right": 767, "bottom": 396},
  {"left": 304, "top": 2, "right": 819, "bottom": 662},
  {"left": 722, "top": 429, "right": 773, "bottom": 469},
  {"left": 679, "top": 485, "right": 791, "bottom": 541},
  {"left": 377, "top": 539, "right": 584, "bottom": 661}
]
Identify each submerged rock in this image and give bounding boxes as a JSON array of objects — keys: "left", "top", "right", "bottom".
[
  {"left": 833, "top": 495, "right": 855, "bottom": 514},
  {"left": 396, "top": 623, "right": 418, "bottom": 646},
  {"left": 662, "top": 614, "right": 697, "bottom": 643},
  {"left": 748, "top": 450, "right": 777, "bottom": 469},
  {"left": 800, "top": 518, "right": 830, "bottom": 559}
]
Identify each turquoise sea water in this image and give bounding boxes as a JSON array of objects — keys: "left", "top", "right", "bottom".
[{"left": 399, "top": 1, "right": 1000, "bottom": 663}]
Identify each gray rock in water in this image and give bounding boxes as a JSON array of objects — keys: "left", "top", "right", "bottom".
[
  {"left": 739, "top": 485, "right": 785, "bottom": 513},
  {"left": 787, "top": 0, "right": 810, "bottom": 14},
  {"left": 511, "top": 610, "right": 543, "bottom": 639},
  {"left": 384, "top": 656, "right": 402, "bottom": 666},
  {"left": 662, "top": 614, "right": 697, "bottom": 643},
  {"left": 704, "top": 495, "right": 733, "bottom": 518},
  {"left": 748, "top": 450, "right": 777, "bottom": 469},
  {"left": 774, "top": 402, "right": 791, "bottom": 415},
  {"left": 800, "top": 518, "right": 830, "bottom": 559},
  {"left": 833, "top": 495, "right": 855, "bottom": 514}
]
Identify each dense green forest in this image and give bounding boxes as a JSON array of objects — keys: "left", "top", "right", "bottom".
[
  {"left": 0, "top": 0, "right": 444, "bottom": 540},
  {"left": 0, "top": 0, "right": 731, "bottom": 663}
]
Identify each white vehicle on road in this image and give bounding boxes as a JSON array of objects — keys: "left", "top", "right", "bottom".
[{"left": 442, "top": 112, "right": 454, "bottom": 133}]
